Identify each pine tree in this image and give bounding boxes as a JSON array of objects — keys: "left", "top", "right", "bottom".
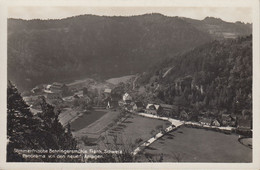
[
  {"left": 7, "top": 81, "right": 36, "bottom": 161},
  {"left": 7, "top": 81, "right": 79, "bottom": 162},
  {"left": 37, "top": 98, "right": 78, "bottom": 151}
]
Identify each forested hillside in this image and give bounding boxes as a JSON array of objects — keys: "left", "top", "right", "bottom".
[
  {"left": 138, "top": 35, "right": 252, "bottom": 118},
  {"left": 8, "top": 13, "right": 251, "bottom": 91}
]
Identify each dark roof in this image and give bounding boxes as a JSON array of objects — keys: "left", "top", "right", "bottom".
[
  {"left": 237, "top": 119, "right": 251, "bottom": 128},
  {"left": 125, "top": 100, "right": 131, "bottom": 103},
  {"left": 222, "top": 114, "right": 232, "bottom": 120},
  {"left": 200, "top": 118, "right": 212, "bottom": 124},
  {"left": 53, "top": 82, "right": 63, "bottom": 86},
  {"left": 74, "top": 94, "right": 80, "bottom": 98},
  {"left": 135, "top": 102, "right": 144, "bottom": 107},
  {"left": 110, "top": 101, "right": 118, "bottom": 106},
  {"left": 147, "top": 104, "right": 156, "bottom": 110},
  {"left": 160, "top": 104, "right": 176, "bottom": 110}
]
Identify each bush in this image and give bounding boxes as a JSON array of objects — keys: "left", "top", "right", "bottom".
[{"left": 135, "top": 138, "right": 143, "bottom": 144}]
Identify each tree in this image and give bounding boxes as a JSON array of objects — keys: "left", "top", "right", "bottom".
[
  {"left": 37, "top": 98, "right": 77, "bottom": 151},
  {"left": 7, "top": 81, "right": 78, "bottom": 162},
  {"left": 7, "top": 81, "right": 36, "bottom": 161}
]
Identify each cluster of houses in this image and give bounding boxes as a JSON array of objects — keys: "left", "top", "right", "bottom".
[
  {"left": 103, "top": 88, "right": 252, "bottom": 132},
  {"left": 30, "top": 82, "right": 76, "bottom": 101},
  {"left": 30, "top": 83, "right": 252, "bottom": 133},
  {"left": 43, "top": 82, "right": 69, "bottom": 99},
  {"left": 103, "top": 88, "right": 180, "bottom": 118}
]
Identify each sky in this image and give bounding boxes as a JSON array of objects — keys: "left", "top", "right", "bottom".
[{"left": 8, "top": 6, "right": 252, "bottom": 23}]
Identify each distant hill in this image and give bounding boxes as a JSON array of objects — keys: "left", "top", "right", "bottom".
[
  {"left": 137, "top": 35, "right": 252, "bottom": 117},
  {"left": 182, "top": 16, "right": 252, "bottom": 39},
  {"left": 8, "top": 13, "right": 251, "bottom": 91}
]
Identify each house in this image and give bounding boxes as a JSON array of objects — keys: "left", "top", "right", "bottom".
[
  {"left": 74, "top": 91, "right": 84, "bottom": 98},
  {"left": 133, "top": 102, "right": 145, "bottom": 112},
  {"left": 104, "top": 88, "right": 112, "bottom": 97},
  {"left": 50, "top": 82, "right": 68, "bottom": 94},
  {"left": 199, "top": 118, "right": 212, "bottom": 126},
  {"left": 50, "top": 82, "right": 63, "bottom": 93},
  {"left": 145, "top": 104, "right": 162, "bottom": 115},
  {"left": 221, "top": 114, "right": 232, "bottom": 126},
  {"left": 237, "top": 118, "right": 251, "bottom": 131},
  {"left": 122, "top": 93, "right": 132, "bottom": 103},
  {"left": 73, "top": 94, "right": 80, "bottom": 99},
  {"left": 104, "top": 88, "right": 112, "bottom": 94},
  {"left": 179, "top": 111, "right": 190, "bottom": 120},
  {"left": 46, "top": 91, "right": 62, "bottom": 99},
  {"left": 31, "top": 86, "right": 42, "bottom": 94},
  {"left": 212, "top": 119, "right": 220, "bottom": 127},
  {"left": 159, "top": 104, "right": 176, "bottom": 117},
  {"left": 118, "top": 100, "right": 125, "bottom": 107}
]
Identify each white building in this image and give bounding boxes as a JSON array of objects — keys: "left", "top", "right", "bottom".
[{"left": 122, "top": 93, "right": 132, "bottom": 101}]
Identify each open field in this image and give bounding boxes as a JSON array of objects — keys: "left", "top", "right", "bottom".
[
  {"left": 59, "top": 108, "right": 81, "bottom": 126},
  {"left": 106, "top": 75, "right": 135, "bottom": 85},
  {"left": 70, "top": 110, "right": 108, "bottom": 131},
  {"left": 72, "top": 109, "right": 121, "bottom": 139},
  {"left": 136, "top": 126, "right": 252, "bottom": 162},
  {"left": 74, "top": 113, "right": 170, "bottom": 151},
  {"left": 95, "top": 114, "right": 170, "bottom": 150}
]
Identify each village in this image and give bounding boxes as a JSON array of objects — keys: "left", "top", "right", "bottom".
[
  {"left": 18, "top": 73, "right": 253, "bottom": 162},
  {"left": 23, "top": 76, "right": 252, "bottom": 137}
]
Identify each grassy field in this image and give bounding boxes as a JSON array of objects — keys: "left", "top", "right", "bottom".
[
  {"left": 136, "top": 126, "right": 252, "bottom": 162},
  {"left": 72, "top": 109, "right": 121, "bottom": 140},
  {"left": 106, "top": 75, "right": 135, "bottom": 85},
  {"left": 74, "top": 113, "right": 170, "bottom": 151},
  {"left": 97, "top": 114, "right": 170, "bottom": 150},
  {"left": 70, "top": 110, "right": 108, "bottom": 131}
]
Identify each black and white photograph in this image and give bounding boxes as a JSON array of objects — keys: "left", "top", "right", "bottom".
[{"left": 1, "top": 0, "right": 260, "bottom": 169}]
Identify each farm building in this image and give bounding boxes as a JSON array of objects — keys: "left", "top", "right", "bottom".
[
  {"left": 221, "top": 114, "right": 236, "bottom": 126},
  {"left": 159, "top": 104, "right": 176, "bottom": 117},
  {"left": 50, "top": 82, "right": 68, "bottom": 94},
  {"left": 237, "top": 118, "right": 251, "bottom": 131},
  {"left": 221, "top": 114, "right": 231, "bottom": 125},
  {"left": 74, "top": 90, "right": 84, "bottom": 98},
  {"left": 133, "top": 102, "right": 145, "bottom": 112},
  {"left": 104, "top": 88, "right": 112, "bottom": 97},
  {"left": 145, "top": 104, "right": 162, "bottom": 115},
  {"left": 31, "top": 86, "right": 42, "bottom": 94},
  {"left": 179, "top": 111, "right": 190, "bottom": 120},
  {"left": 199, "top": 118, "right": 212, "bottom": 126},
  {"left": 104, "top": 88, "right": 112, "bottom": 94},
  {"left": 45, "top": 91, "right": 62, "bottom": 100},
  {"left": 122, "top": 93, "right": 132, "bottom": 103},
  {"left": 212, "top": 119, "right": 220, "bottom": 127}
]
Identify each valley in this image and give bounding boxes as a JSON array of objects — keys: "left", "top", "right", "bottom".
[{"left": 8, "top": 12, "right": 252, "bottom": 163}]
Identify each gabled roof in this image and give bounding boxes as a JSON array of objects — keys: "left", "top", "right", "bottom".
[
  {"left": 146, "top": 104, "right": 160, "bottom": 110},
  {"left": 46, "top": 85, "right": 52, "bottom": 89},
  {"left": 154, "top": 104, "right": 161, "bottom": 110},
  {"left": 146, "top": 104, "right": 155, "bottom": 110},
  {"left": 160, "top": 104, "right": 175, "bottom": 110},
  {"left": 237, "top": 119, "right": 251, "bottom": 128},
  {"left": 123, "top": 93, "right": 132, "bottom": 101}
]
